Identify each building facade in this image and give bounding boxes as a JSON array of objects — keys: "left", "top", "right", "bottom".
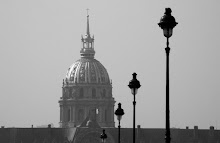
[{"left": 1, "top": 125, "right": 220, "bottom": 143}]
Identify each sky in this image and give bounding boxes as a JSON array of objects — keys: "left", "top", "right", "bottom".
[{"left": 0, "top": 0, "right": 220, "bottom": 129}]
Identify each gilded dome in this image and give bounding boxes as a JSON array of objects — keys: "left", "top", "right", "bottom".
[{"left": 65, "top": 58, "right": 110, "bottom": 84}]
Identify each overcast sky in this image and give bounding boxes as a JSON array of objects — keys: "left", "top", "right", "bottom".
[{"left": 0, "top": 0, "right": 220, "bottom": 129}]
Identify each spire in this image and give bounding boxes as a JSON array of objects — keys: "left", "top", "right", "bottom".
[
  {"left": 86, "top": 8, "right": 90, "bottom": 37},
  {"left": 86, "top": 14, "right": 90, "bottom": 37},
  {"left": 80, "top": 10, "right": 95, "bottom": 59}
]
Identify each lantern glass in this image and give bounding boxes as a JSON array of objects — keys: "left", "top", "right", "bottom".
[
  {"left": 117, "top": 114, "right": 122, "bottom": 121},
  {"left": 131, "top": 88, "right": 138, "bottom": 95},
  {"left": 163, "top": 28, "right": 173, "bottom": 38},
  {"left": 101, "top": 139, "right": 105, "bottom": 143}
]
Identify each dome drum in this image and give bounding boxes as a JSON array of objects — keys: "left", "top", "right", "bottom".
[{"left": 61, "top": 85, "right": 113, "bottom": 100}]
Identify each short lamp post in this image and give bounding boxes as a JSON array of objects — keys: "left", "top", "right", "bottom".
[
  {"left": 115, "top": 103, "right": 125, "bottom": 143},
  {"left": 128, "top": 73, "right": 141, "bottom": 143},
  {"left": 158, "top": 8, "right": 178, "bottom": 143},
  {"left": 100, "top": 129, "right": 107, "bottom": 143}
]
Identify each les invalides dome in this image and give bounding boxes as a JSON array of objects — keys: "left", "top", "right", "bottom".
[
  {"left": 65, "top": 16, "right": 110, "bottom": 84},
  {"left": 59, "top": 15, "right": 115, "bottom": 128},
  {"left": 65, "top": 45, "right": 110, "bottom": 84}
]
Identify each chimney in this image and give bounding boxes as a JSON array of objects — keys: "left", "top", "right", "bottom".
[
  {"left": 137, "top": 125, "right": 141, "bottom": 143},
  {"left": 186, "top": 126, "right": 189, "bottom": 129},
  {"left": 209, "top": 126, "right": 214, "bottom": 136},
  {"left": 194, "top": 126, "right": 198, "bottom": 138}
]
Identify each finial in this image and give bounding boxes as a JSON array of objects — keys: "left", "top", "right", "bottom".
[
  {"left": 118, "top": 103, "right": 122, "bottom": 108},
  {"left": 132, "top": 72, "right": 137, "bottom": 79},
  {"left": 86, "top": 9, "right": 90, "bottom": 36},
  {"left": 165, "top": 8, "right": 172, "bottom": 15}
]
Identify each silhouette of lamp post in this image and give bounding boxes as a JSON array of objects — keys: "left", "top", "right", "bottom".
[
  {"left": 158, "top": 8, "right": 178, "bottom": 143},
  {"left": 115, "top": 103, "right": 125, "bottom": 143},
  {"left": 128, "top": 73, "right": 141, "bottom": 143},
  {"left": 100, "top": 129, "right": 107, "bottom": 143}
]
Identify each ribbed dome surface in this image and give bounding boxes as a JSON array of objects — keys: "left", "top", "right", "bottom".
[{"left": 65, "top": 58, "right": 110, "bottom": 84}]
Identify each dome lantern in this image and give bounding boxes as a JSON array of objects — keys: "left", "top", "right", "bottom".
[{"left": 80, "top": 14, "right": 95, "bottom": 58}]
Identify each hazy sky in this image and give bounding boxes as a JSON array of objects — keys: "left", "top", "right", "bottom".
[{"left": 0, "top": 0, "right": 220, "bottom": 129}]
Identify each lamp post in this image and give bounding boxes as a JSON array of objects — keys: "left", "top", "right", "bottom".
[
  {"left": 158, "top": 8, "right": 178, "bottom": 143},
  {"left": 100, "top": 129, "right": 107, "bottom": 143},
  {"left": 128, "top": 73, "right": 141, "bottom": 143},
  {"left": 115, "top": 103, "right": 125, "bottom": 143}
]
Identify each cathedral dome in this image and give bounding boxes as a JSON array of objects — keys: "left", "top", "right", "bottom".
[
  {"left": 64, "top": 15, "right": 110, "bottom": 84},
  {"left": 65, "top": 58, "right": 110, "bottom": 84},
  {"left": 60, "top": 14, "right": 115, "bottom": 128}
]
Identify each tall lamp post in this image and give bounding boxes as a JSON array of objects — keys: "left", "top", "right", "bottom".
[
  {"left": 128, "top": 73, "right": 141, "bottom": 143},
  {"left": 100, "top": 129, "right": 107, "bottom": 143},
  {"left": 158, "top": 8, "right": 178, "bottom": 143},
  {"left": 115, "top": 103, "right": 125, "bottom": 143}
]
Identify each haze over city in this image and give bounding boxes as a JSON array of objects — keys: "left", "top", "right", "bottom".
[{"left": 0, "top": 0, "right": 219, "bottom": 129}]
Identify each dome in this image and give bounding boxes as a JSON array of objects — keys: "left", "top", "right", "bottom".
[
  {"left": 64, "top": 14, "right": 110, "bottom": 84},
  {"left": 65, "top": 58, "right": 110, "bottom": 84}
]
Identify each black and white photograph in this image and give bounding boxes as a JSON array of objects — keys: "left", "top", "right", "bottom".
[{"left": 0, "top": 0, "right": 219, "bottom": 142}]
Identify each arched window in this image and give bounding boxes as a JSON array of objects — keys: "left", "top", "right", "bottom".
[
  {"left": 79, "top": 88, "right": 84, "bottom": 98},
  {"left": 105, "top": 109, "right": 108, "bottom": 122},
  {"left": 65, "top": 88, "right": 69, "bottom": 98},
  {"left": 78, "top": 109, "right": 84, "bottom": 121},
  {"left": 67, "top": 108, "right": 71, "bottom": 122},
  {"left": 103, "top": 89, "right": 106, "bottom": 97},
  {"left": 62, "top": 88, "right": 64, "bottom": 97},
  {"left": 69, "top": 88, "right": 72, "bottom": 98},
  {"left": 60, "top": 107, "right": 63, "bottom": 122},
  {"left": 92, "top": 88, "right": 96, "bottom": 98}
]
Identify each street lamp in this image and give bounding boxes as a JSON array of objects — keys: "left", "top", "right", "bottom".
[
  {"left": 115, "top": 103, "right": 125, "bottom": 143},
  {"left": 158, "top": 8, "right": 178, "bottom": 143},
  {"left": 100, "top": 129, "right": 107, "bottom": 143},
  {"left": 128, "top": 73, "right": 141, "bottom": 143}
]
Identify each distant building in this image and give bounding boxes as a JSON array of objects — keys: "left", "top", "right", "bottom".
[
  {"left": 1, "top": 125, "right": 220, "bottom": 143},
  {"left": 1, "top": 14, "right": 220, "bottom": 143},
  {"left": 59, "top": 14, "right": 115, "bottom": 128}
]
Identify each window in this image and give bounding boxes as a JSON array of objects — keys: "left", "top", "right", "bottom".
[
  {"left": 79, "top": 88, "right": 84, "bottom": 98},
  {"left": 92, "top": 88, "right": 96, "bottom": 98},
  {"left": 78, "top": 109, "right": 84, "bottom": 121},
  {"left": 105, "top": 109, "right": 108, "bottom": 122},
  {"left": 103, "top": 89, "right": 106, "bottom": 97},
  {"left": 60, "top": 107, "right": 63, "bottom": 122},
  {"left": 67, "top": 108, "right": 71, "bottom": 122}
]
